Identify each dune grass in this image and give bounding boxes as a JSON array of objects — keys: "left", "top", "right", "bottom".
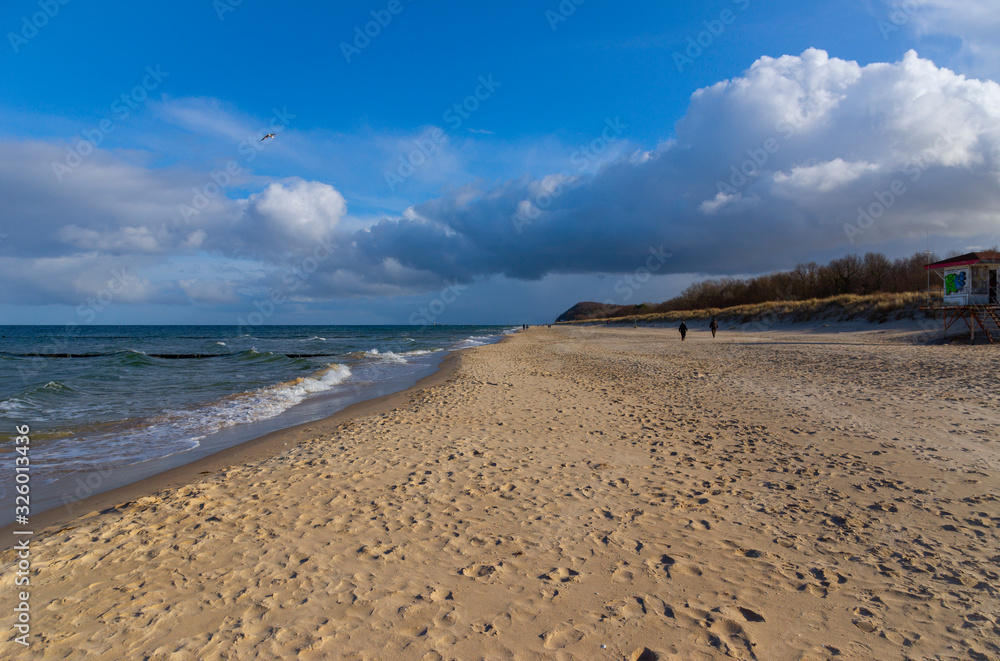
[{"left": 558, "top": 291, "right": 938, "bottom": 326}]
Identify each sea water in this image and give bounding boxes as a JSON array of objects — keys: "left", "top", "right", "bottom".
[{"left": 0, "top": 325, "right": 511, "bottom": 509}]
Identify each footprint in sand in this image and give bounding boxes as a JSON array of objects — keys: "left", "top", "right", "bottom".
[
  {"left": 461, "top": 563, "right": 498, "bottom": 580},
  {"left": 608, "top": 596, "right": 648, "bottom": 619},
  {"left": 737, "top": 607, "right": 765, "bottom": 622},
  {"left": 612, "top": 564, "right": 635, "bottom": 583},
  {"left": 709, "top": 618, "right": 757, "bottom": 660},
  {"left": 540, "top": 567, "right": 580, "bottom": 583},
  {"left": 433, "top": 607, "right": 458, "bottom": 627},
  {"left": 628, "top": 648, "right": 661, "bottom": 661},
  {"left": 417, "top": 586, "right": 453, "bottom": 603},
  {"left": 853, "top": 619, "right": 877, "bottom": 633},
  {"left": 541, "top": 626, "right": 585, "bottom": 649}
]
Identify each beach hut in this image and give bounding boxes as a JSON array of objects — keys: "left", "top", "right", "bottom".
[{"left": 922, "top": 251, "right": 1000, "bottom": 343}]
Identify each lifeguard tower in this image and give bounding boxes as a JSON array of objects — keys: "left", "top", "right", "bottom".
[{"left": 921, "top": 251, "right": 1000, "bottom": 343}]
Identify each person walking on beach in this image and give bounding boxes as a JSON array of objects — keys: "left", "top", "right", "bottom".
[
  {"left": 678, "top": 321, "right": 688, "bottom": 341},
  {"left": 709, "top": 317, "right": 718, "bottom": 338}
]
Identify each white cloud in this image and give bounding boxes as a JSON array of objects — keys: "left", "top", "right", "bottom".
[
  {"left": 699, "top": 191, "right": 759, "bottom": 214},
  {"left": 2, "top": 49, "right": 999, "bottom": 310},
  {"left": 334, "top": 49, "right": 1000, "bottom": 278},
  {"left": 890, "top": 0, "right": 1000, "bottom": 79},
  {"left": 772, "top": 159, "right": 880, "bottom": 193},
  {"left": 245, "top": 180, "right": 347, "bottom": 245},
  {"left": 182, "top": 230, "right": 207, "bottom": 249}
]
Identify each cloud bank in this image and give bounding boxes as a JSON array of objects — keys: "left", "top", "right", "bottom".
[
  {"left": 2, "top": 49, "right": 998, "bottom": 310},
  {"left": 317, "top": 48, "right": 1000, "bottom": 288}
]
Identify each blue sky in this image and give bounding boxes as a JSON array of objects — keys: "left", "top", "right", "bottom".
[{"left": 1, "top": 0, "right": 998, "bottom": 324}]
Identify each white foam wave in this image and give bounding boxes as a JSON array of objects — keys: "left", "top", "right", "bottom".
[
  {"left": 456, "top": 334, "right": 496, "bottom": 349},
  {"left": 402, "top": 349, "right": 440, "bottom": 357},
  {"left": 0, "top": 398, "right": 35, "bottom": 414},
  {"left": 32, "top": 364, "right": 352, "bottom": 482},
  {"left": 132, "top": 364, "right": 352, "bottom": 444},
  {"left": 42, "top": 381, "right": 71, "bottom": 391},
  {"left": 365, "top": 349, "right": 407, "bottom": 364}
]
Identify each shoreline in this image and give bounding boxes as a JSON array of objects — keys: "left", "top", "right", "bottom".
[
  {"left": 0, "top": 349, "right": 465, "bottom": 547},
  {"left": 5, "top": 325, "right": 998, "bottom": 659}
]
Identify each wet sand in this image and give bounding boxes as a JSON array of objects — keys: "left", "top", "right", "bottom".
[{"left": 3, "top": 325, "right": 999, "bottom": 660}]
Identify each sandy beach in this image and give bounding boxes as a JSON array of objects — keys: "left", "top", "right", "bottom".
[{"left": 4, "top": 325, "right": 1000, "bottom": 660}]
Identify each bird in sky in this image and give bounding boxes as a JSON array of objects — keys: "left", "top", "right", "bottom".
[{"left": 260, "top": 133, "right": 276, "bottom": 141}]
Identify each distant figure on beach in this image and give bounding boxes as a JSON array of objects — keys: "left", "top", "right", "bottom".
[
  {"left": 710, "top": 318, "right": 718, "bottom": 338},
  {"left": 679, "top": 321, "right": 688, "bottom": 341}
]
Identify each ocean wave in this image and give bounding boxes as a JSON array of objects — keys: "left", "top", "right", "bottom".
[
  {"left": 402, "top": 349, "right": 440, "bottom": 357},
  {"left": 0, "top": 398, "right": 38, "bottom": 414},
  {"left": 207, "top": 363, "right": 354, "bottom": 426},
  {"left": 27, "top": 362, "right": 354, "bottom": 479},
  {"left": 456, "top": 335, "right": 495, "bottom": 349},
  {"left": 111, "top": 350, "right": 156, "bottom": 367},
  {"left": 1, "top": 351, "right": 236, "bottom": 360},
  {"left": 0, "top": 352, "right": 104, "bottom": 358},
  {"left": 365, "top": 349, "right": 407, "bottom": 364}
]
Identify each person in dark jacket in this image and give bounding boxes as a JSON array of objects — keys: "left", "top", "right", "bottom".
[
  {"left": 679, "top": 321, "right": 688, "bottom": 341},
  {"left": 709, "top": 317, "right": 718, "bottom": 338}
]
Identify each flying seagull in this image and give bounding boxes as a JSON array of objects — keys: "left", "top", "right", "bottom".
[{"left": 260, "top": 133, "right": 276, "bottom": 141}]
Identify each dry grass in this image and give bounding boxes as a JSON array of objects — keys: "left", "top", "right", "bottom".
[{"left": 559, "top": 291, "right": 938, "bottom": 326}]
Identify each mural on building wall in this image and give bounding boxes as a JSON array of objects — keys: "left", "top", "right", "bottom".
[
  {"left": 945, "top": 270, "right": 968, "bottom": 294},
  {"left": 943, "top": 268, "right": 970, "bottom": 304}
]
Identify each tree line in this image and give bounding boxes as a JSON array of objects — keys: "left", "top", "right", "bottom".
[
  {"left": 559, "top": 251, "right": 944, "bottom": 322},
  {"left": 662, "top": 251, "right": 935, "bottom": 312}
]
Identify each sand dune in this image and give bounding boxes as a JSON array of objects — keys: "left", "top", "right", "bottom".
[{"left": 4, "top": 325, "right": 999, "bottom": 659}]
